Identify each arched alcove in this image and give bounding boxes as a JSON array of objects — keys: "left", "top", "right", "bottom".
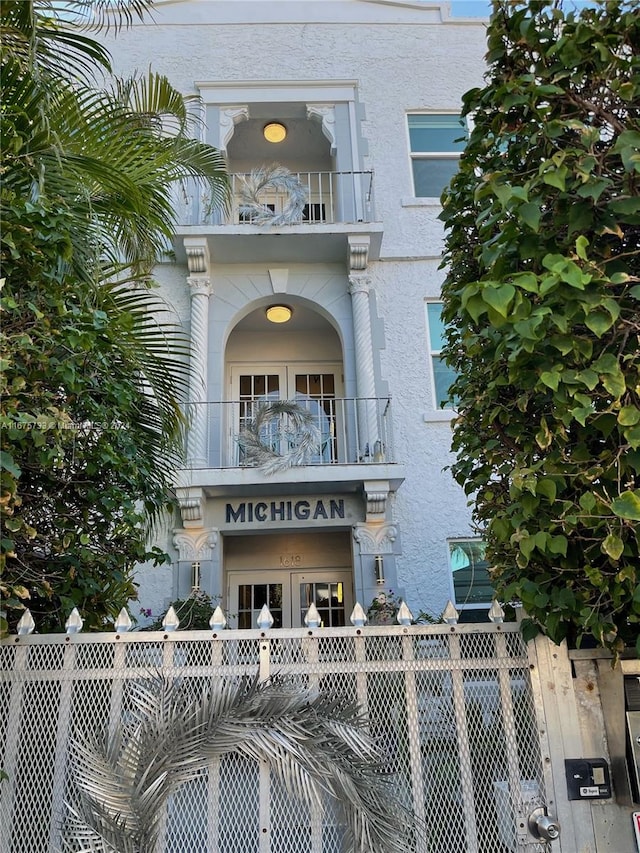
[
  {"left": 226, "top": 299, "right": 342, "bottom": 367},
  {"left": 224, "top": 300, "right": 345, "bottom": 467},
  {"left": 226, "top": 109, "right": 333, "bottom": 174}
]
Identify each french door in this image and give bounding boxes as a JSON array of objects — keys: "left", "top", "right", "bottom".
[
  {"left": 227, "top": 569, "right": 353, "bottom": 629},
  {"left": 229, "top": 364, "right": 342, "bottom": 465}
]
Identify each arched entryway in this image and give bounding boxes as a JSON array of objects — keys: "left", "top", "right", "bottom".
[{"left": 225, "top": 300, "right": 345, "bottom": 466}]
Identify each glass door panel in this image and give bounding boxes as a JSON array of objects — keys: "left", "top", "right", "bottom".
[
  {"left": 230, "top": 364, "right": 342, "bottom": 466},
  {"left": 293, "top": 571, "right": 353, "bottom": 628},
  {"left": 299, "top": 581, "right": 345, "bottom": 627},
  {"left": 229, "top": 572, "right": 288, "bottom": 628},
  {"left": 294, "top": 373, "right": 337, "bottom": 463},
  {"left": 230, "top": 367, "right": 285, "bottom": 465},
  {"left": 228, "top": 570, "right": 352, "bottom": 629}
]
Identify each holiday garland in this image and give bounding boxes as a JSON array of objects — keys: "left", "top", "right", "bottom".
[{"left": 238, "top": 164, "right": 307, "bottom": 225}]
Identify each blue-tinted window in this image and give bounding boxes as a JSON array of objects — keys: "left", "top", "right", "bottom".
[
  {"left": 408, "top": 115, "right": 467, "bottom": 152},
  {"left": 408, "top": 114, "right": 467, "bottom": 198},
  {"left": 426, "top": 302, "right": 457, "bottom": 409},
  {"left": 449, "top": 540, "right": 493, "bottom": 608}
]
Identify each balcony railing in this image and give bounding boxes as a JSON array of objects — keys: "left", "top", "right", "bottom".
[
  {"left": 175, "top": 170, "right": 375, "bottom": 227},
  {"left": 183, "top": 396, "right": 393, "bottom": 470}
]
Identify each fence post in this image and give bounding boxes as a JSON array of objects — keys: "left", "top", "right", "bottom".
[
  {"left": 529, "top": 636, "right": 596, "bottom": 852},
  {"left": 448, "top": 630, "right": 480, "bottom": 852},
  {"left": 258, "top": 632, "right": 271, "bottom": 850},
  {"left": 401, "top": 633, "right": 428, "bottom": 853},
  {"left": 47, "top": 638, "right": 77, "bottom": 853}
]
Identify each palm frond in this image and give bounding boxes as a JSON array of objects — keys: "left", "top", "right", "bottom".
[
  {"left": 1, "top": 2, "right": 114, "bottom": 85},
  {"left": 57, "top": 0, "right": 154, "bottom": 34},
  {"left": 62, "top": 673, "right": 418, "bottom": 853},
  {"left": 114, "top": 69, "right": 192, "bottom": 135},
  {"left": 2, "top": 21, "right": 229, "bottom": 269}
]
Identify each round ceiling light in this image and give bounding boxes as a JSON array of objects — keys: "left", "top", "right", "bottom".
[
  {"left": 263, "top": 122, "right": 287, "bottom": 143},
  {"left": 266, "top": 305, "right": 292, "bottom": 324}
]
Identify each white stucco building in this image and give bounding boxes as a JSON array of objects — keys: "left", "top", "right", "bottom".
[
  {"left": 103, "top": 0, "right": 491, "bottom": 628},
  {"left": 5, "top": 9, "right": 640, "bottom": 853}
]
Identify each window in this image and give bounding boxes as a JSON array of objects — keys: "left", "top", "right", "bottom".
[
  {"left": 448, "top": 539, "right": 494, "bottom": 614},
  {"left": 426, "top": 302, "right": 457, "bottom": 409},
  {"left": 408, "top": 114, "right": 467, "bottom": 198}
]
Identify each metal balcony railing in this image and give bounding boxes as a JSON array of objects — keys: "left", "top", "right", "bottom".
[
  {"left": 183, "top": 396, "right": 393, "bottom": 470},
  {"left": 175, "top": 170, "right": 375, "bottom": 226}
]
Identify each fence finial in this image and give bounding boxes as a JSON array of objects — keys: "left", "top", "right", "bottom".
[
  {"left": 162, "top": 606, "right": 180, "bottom": 632},
  {"left": 442, "top": 600, "right": 459, "bottom": 625},
  {"left": 115, "top": 608, "right": 132, "bottom": 633},
  {"left": 488, "top": 601, "right": 505, "bottom": 623},
  {"left": 350, "top": 602, "right": 367, "bottom": 627},
  {"left": 304, "top": 603, "right": 321, "bottom": 628},
  {"left": 65, "top": 608, "right": 84, "bottom": 634},
  {"left": 257, "top": 604, "right": 274, "bottom": 630},
  {"left": 397, "top": 600, "right": 413, "bottom": 626},
  {"left": 17, "top": 609, "right": 35, "bottom": 636},
  {"left": 210, "top": 606, "right": 227, "bottom": 630}
]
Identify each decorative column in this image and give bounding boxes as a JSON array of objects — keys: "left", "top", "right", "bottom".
[
  {"left": 352, "top": 519, "right": 398, "bottom": 608},
  {"left": 185, "top": 242, "right": 212, "bottom": 468},
  {"left": 172, "top": 528, "right": 219, "bottom": 600},
  {"left": 348, "top": 270, "right": 379, "bottom": 457}
]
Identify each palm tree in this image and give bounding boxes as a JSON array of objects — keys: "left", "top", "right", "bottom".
[
  {"left": 2, "top": 0, "right": 228, "bottom": 274},
  {"left": 62, "top": 673, "right": 417, "bottom": 853},
  {"left": 0, "top": 0, "right": 229, "bottom": 631}
]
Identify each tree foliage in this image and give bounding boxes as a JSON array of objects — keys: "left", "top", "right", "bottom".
[
  {"left": 440, "top": 0, "right": 639, "bottom": 655},
  {"left": 0, "top": 1, "right": 228, "bottom": 632}
]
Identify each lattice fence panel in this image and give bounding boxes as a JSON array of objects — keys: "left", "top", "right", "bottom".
[
  {"left": 0, "top": 625, "right": 551, "bottom": 853},
  {"left": 167, "top": 772, "right": 210, "bottom": 852},
  {"left": 270, "top": 768, "right": 313, "bottom": 853},
  {"left": 11, "top": 679, "right": 61, "bottom": 853},
  {"left": 217, "top": 753, "right": 260, "bottom": 853}
]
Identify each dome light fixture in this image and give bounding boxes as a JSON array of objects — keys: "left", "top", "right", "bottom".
[
  {"left": 266, "top": 305, "right": 292, "bottom": 324},
  {"left": 263, "top": 122, "right": 287, "bottom": 143}
]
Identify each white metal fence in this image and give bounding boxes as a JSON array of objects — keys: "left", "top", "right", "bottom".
[{"left": 0, "top": 622, "right": 552, "bottom": 853}]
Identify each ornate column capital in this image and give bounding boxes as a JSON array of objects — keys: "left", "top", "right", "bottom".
[
  {"left": 352, "top": 522, "right": 398, "bottom": 555},
  {"left": 187, "top": 275, "right": 213, "bottom": 298},
  {"left": 348, "top": 274, "right": 372, "bottom": 296},
  {"left": 172, "top": 528, "right": 219, "bottom": 562}
]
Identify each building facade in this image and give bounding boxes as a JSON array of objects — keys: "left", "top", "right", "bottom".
[{"left": 103, "top": 0, "right": 490, "bottom": 628}]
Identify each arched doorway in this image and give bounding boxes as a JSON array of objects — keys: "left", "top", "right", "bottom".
[{"left": 225, "top": 301, "right": 344, "bottom": 466}]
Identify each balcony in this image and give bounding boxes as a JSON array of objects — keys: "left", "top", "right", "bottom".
[
  {"left": 172, "top": 170, "right": 383, "bottom": 265},
  {"left": 179, "top": 397, "right": 403, "bottom": 497}
]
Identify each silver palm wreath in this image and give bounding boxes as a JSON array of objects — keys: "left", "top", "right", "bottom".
[
  {"left": 238, "top": 164, "right": 307, "bottom": 225},
  {"left": 239, "top": 399, "right": 322, "bottom": 474},
  {"left": 61, "top": 673, "right": 417, "bottom": 853}
]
